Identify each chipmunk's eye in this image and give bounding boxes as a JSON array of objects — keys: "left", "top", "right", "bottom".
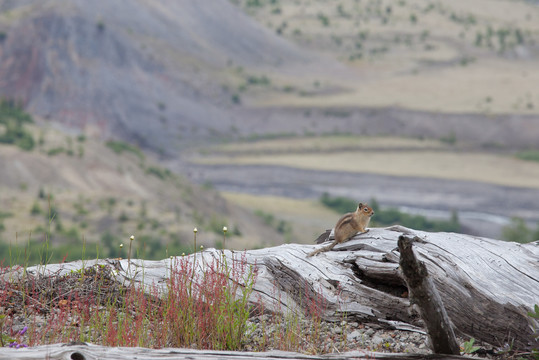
[{"left": 364, "top": 208, "right": 369, "bottom": 212}]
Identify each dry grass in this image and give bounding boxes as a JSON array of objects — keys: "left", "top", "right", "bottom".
[
  {"left": 196, "top": 144, "right": 539, "bottom": 189},
  {"left": 214, "top": 136, "right": 446, "bottom": 155},
  {"left": 258, "top": 59, "right": 539, "bottom": 114},
  {"left": 238, "top": 0, "right": 539, "bottom": 115}
]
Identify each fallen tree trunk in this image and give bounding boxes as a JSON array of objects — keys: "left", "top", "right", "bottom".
[
  {"left": 0, "top": 343, "right": 471, "bottom": 360},
  {"left": 15, "top": 226, "right": 539, "bottom": 351}
]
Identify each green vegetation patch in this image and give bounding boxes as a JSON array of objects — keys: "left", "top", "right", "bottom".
[
  {"left": 145, "top": 166, "right": 172, "bottom": 180},
  {"left": 254, "top": 209, "right": 292, "bottom": 236},
  {"left": 0, "top": 99, "right": 35, "bottom": 151},
  {"left": 502, "top": 217, "right": 539, "bottom": 244},
  {"left": 0, "top": 211, "right": 12, "bottom": 220},
  {"left": 106, "top": 140, "right": 145, "bottom": 160},
  {"left": 516, "top": 150, "right": 539, "bottom": 163}
]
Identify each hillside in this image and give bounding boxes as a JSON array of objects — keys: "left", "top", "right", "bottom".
[
  {"left": 0, "top": 117, "right": 284, "bottom": 264},
  {"left": 2, "top": 0, "right": 538, "bottom": 152},
  {"left": 235, "top": 0, "right": 539, "bottom": 112},
  {"left": 0, "top": 0, "right": 346, "bottom": 154},
  {"left": 225, "top": 0, "right": 539, "bottom": 148}
]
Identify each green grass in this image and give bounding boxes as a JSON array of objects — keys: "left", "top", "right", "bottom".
[
  {"left": 516, "top": 150, "right": 539, "bottom": 163},
  {"left": 501, "top": 217, "right": 539, "bottom": 244},
  {"left": 105, "top": 140, "right": 145, "bottom": 161},
  {"left": 0, "top": 233, "right": 196, "bottom": 267}
]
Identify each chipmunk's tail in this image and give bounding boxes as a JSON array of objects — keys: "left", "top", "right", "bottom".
[
  {"left": 307, "top": 240, "right": 337, "bottom": 257},
  {"left": 314, "top": 229, "right": 332, "bottom": 244}
]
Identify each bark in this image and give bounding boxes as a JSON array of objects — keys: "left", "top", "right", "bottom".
[{"left": 9, "top": 226, "right": 539, "bottom": 352}]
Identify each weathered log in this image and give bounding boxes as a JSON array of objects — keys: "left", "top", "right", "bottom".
[
  {"left": 398, "top": 235, "right": 460, "bottom": 355},
  {"left": 0, "top": 343, "right": 473, "bottom": 360},
  {"left": 10, "top": 226, "right": 539, "bottom": 351}
]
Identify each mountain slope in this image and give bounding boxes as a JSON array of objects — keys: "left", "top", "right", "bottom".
[
  {"left": 2, "top": 0, "right": 539, "bottom": 152},
  {"left": 0, "top": 0, "right": 342, "bottom": 154}
]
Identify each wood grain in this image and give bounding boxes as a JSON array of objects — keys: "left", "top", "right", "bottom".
[{"left": 0, "top": 343, "right": 474, "bottom": 360}]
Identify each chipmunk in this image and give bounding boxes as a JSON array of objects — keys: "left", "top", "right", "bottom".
[{"left": 307, "top": 202, "right": 374, "bottom": 257}]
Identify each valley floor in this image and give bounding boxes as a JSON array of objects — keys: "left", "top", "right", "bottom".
[{"left": 181, "top": 162, "right": 539, "bottom": 241}]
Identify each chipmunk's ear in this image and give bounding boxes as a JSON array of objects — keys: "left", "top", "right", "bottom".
[{"left": 358, "top": 202, "right": 363, "bottom": 208}]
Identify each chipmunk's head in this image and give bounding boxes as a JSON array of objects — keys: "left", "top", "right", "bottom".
[{"left": 357, "top": 203, "right": 375, "bottom": 217}]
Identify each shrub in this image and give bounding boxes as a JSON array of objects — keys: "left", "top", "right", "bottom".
[
  {"left": 96, "top": 20, "right": 105, "bottom": 32},
  {"left": 0, "top": 99, "right": 35, "bottom": 151},
  {"left": 38, "top": 187, "right": 46, "bottom": 199},
  {"left": 254, "top": 210, "right": 291, "bottom": 235},
  {"left": 246, "top": 75, "right": 270, "bottom": 86},
  {"left": 118, "top": 211, "right": 129, "bottom": 222},
  {"left": 231, "top": 94, "right": 241, "bottom": 104},
  {"left": 30, "top": 202, "right": 42, "bottom": 216},
  {"left": 246, "top": 0, "right": 262, "bottom": 7},
  {"left": 145, "top": 166, "right": 171, "bottom": 180},
  {"left": 502, "top": 217, "right": 538, "bottom": 244},
  {"left": 516, "top": 150, "right": 539, "bottom": 163},
  {"left": 439, "top": 131, "right": 457, "bottom": 145},
  {"left": 106, "top": 140, "right": 145, "bottom": 160},
  {"left": 317, "top": 13, "right": 330, "bottom": 26},
  {"left": 46, "top": 147, "right": 65, "bottom": 156}
]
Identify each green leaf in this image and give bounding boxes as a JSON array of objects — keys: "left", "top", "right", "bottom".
[{"left": 463, "top": 338, "right": 480, "bottom": 354}]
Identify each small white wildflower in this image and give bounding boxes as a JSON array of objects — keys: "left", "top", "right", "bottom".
[
  {"left": 130, "top": 235, "right": 135, "bottom": 241},
  {"left": 193, "top": 228, "right": 198, "bottom": 233},
  {"left": 223, "top": 226, "right": 228, "bottom": 233}
]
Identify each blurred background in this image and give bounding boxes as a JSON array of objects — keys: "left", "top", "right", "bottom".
[{"left": 0, "top": 0, "right": 538, "bottom": 264}]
